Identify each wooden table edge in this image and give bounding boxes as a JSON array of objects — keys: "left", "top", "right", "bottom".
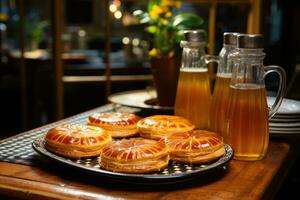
[{"left": 0, "top": 141, "right": 296, "bottom": 200}]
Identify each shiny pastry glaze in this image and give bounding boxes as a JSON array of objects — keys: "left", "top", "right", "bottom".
[
  {"left": 88, "top": 112, "right": 140, "bottom": 126},
  {"left": 162, "top": 130, "right": 224, "bottom": 152},
  {"left": 45, "top": 124, "right": 111, "bottom": 145},
  {"left": 101, "top": 138, "right": 168, "bottom": 161},
  {"left": 137, "top": 115, "right": 194, "bottom": 130}
]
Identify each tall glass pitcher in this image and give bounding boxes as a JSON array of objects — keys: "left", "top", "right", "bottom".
[
  {"left": 226, "top": 34, "right": 286, "bottom": 161},
  {"left": 174, "top": 30, "right": 211, "bottom": 129},
  {"left": 209, "top": 32, "right": 238, "bottom": 136}
]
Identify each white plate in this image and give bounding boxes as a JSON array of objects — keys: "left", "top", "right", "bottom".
[
  {"left": 273, "top": 114, "right": 300, "bottom": 119},
  {"left": 270, "top": 127, "right": 300, "bottom": 131},
  {"left": 270, "top": 130, "right": 300, "bottom": 135},
  {"left": 270, "top": 118, "right": 300, "bottom": 123},
  {"left": 108, "top": 89, "right": 173, "bottom": 111},
  {"left": 268, "top": 97, "right": 300, "bottom": 115},
  {"left": 269, "top": 122, "right": 300, "bottom": 128}
]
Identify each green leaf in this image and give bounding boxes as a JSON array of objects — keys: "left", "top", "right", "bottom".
[
  {"left": 147, "top": 26, "right": 157, "bottom": 34},
  {"left": 37, "top": 20, "right": 49, "bottom": 29},
  {"left": 175, "top": 30, "right": 185, "bottom": 43},
  {"left": 172, "top": 13, "right": 204, "bottom": 30},
  {"left": 148, "top": 0, "right": 161, "bottom": 13},
  {"left": 140, "top": 15, "right": 151, "bottom": 24},
  {"left": 133, "top": 10, "right": 151, "bottom": 23},
  {"left": 133, "top": 10, "right": 144, "bottom": 17}
]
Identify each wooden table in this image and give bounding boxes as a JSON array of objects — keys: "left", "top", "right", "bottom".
[
  {"left": 0, "top": 104, "right": 298, "bottom": 200},
  {"left": 0, "top": 139, "right": 296, "bottom": 200}
]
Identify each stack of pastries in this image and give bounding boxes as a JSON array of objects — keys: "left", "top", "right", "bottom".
[{"left": 44, "top": 112, "right": 226, "bottom": 173}]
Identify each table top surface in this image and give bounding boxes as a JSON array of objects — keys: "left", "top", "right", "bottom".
[
  {"left": 0, "top": 142, "right": 293, "bottom": 200},
  {"left": 0, "top": 105, "right": 298, "bottom": 200}
]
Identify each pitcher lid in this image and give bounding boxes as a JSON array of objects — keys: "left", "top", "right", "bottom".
[
  {"left": 224, "top": 32, "right": 238, "bottom": 46},
  {"left": 183, "top": 30, "right": 206, "bottom": 42},
  {"left": 237, "top": 34, "right": 264, "bottom": 49}
]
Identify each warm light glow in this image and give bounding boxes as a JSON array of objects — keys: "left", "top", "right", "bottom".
[
  {"left": 122, "top": 37, "right": 130, "bottom": 45},
  {"left": 109, "top": 4, "right": 117, "bottom": 13},
  {"left": 132, "top": 38, "right": 140, "bottom": 46},
  {"left": 113, "top": 0, "right": 121, "bottom": 7},
  {"left": 78, "top": 30, "right": 86, "bottom": 37},
  {"left": 114, "top": 11, "right": 122, "bottom": 19}
]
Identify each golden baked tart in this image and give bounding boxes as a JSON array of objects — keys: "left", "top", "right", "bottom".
[
  {"left": 137, "top": 115, "right": 194, "bottom": 140},
  {"left": 87, "top": 112, "right": 141, "bottom": 138},
  {"left": 45, "top": 124, "right": 112, "bottom": 159},
  {"left": 99, "top": 138, "right": 169, "bottom": 173},
  {"left": 161, "top": 130, "right": 225, "bottom": 164}
]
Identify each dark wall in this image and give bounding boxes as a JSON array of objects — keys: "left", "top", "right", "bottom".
[{"left": 263, "top": 0, "right": 300, "bottom": 82}]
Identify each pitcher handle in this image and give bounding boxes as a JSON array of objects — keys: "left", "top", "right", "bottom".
[
  {"left": 203, "top": 55, "right": 220, "bottom": 64},
  {"left": 264, "top": 65, "right": 286, "bottom": 119}
]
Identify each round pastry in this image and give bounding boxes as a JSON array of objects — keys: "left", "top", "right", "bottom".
[
  {"left": 45, "top": 124, "right": 112, "bottom": 159},
  {"left": 87, "top": 112, "right": 141, "bottom": 138},
  {"left": 137, "top": 115, "right": 195, "bottom": 140},
  {"left": 161, "top": 130, "right": 225, "bottom": 164},
  {"left": 99, "top": 138, "right": 169, "bottom": 173}
]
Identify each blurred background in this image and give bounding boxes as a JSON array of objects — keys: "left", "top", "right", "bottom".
[{"left": 0, "top": 0, "right": 300, "bottom": 137}]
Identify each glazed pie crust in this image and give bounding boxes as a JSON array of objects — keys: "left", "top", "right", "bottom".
[
  {"left": 87, "top": 112, "right": 140, "bottom": 138},
  {"left": 137, "top": 115, "right": 195, "bottom": 140},
  {"left": 99, "top": 138, "right": 170, "bottom": 173},
  {"left": 162, "top": 130, "right": 225, "bottom": 164},
  {"left": 45, "top": 124, "right": 112, "bottom": 159}
]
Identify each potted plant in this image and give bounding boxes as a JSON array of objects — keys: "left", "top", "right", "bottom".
[
  {"left": 134, "top": 0, "right": 204, "bottom": 107},
  {"left": 25, "top": 18, "right": 49, "bottom": 51},
  {"left": 11, "top": 10, "right": 49, "bottom": 51}
]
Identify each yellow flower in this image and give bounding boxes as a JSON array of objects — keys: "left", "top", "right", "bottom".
[
  {"left": 168, "top": 50, "right": 175, "bottom": 58},
  {"left": 161, "top": 0, "right": 182, "bottom": 8},
  {"left": 149, "top": 5, "right": 167, "bottom": 19},
  {"left": 165, "top": 11, "right": 172, "bottom": 18},
  {"left": 149, "top": 48, "right": 160, "bottom": 57},
  {"left": 0, "top": 13, "right": 8, "bottom": 21},
  {"left": 160, "top": 18, "right": 168, "bottom": 25}
]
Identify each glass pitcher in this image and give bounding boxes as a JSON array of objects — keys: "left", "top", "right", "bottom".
[
  {"left": 174, "top": 30, "right": 211, "bottom": 129},
  {"left": 226, "top": 34, "right": 286, "bottom": 161},
  {"left": 208, "top": 32, "right": 238, "bottom": 136}
]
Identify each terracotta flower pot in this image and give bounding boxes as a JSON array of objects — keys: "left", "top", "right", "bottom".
[{"left": 150, "top": 56, "right": 181, "bottom": 107}]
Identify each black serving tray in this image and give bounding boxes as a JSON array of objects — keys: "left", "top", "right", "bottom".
[{"left": 32, "top": 137, "right": 233, "bottom": 185}]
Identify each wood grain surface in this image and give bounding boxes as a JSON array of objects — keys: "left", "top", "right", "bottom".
[{"left": 0, "top": 141, "right": 294, "bottom": 200}]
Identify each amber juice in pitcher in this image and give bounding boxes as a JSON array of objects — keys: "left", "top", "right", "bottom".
[
  {"left": 226, "top": 34, "right": 286, "bottom": 160},
  {"left": 210, "top": 73, "right": 231, "bottom": 132},
  {"left": 174, "top": 30, "right": 211, "bottom": 129},
  {"left": 226, "top": 84, "right": 269, "bottom": 160},
  {"left": 209, "top": 32, "right": 238, "bottom": 136},
  {"left": 175, "top": 68, "right": 211, "bottom": 129}
]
